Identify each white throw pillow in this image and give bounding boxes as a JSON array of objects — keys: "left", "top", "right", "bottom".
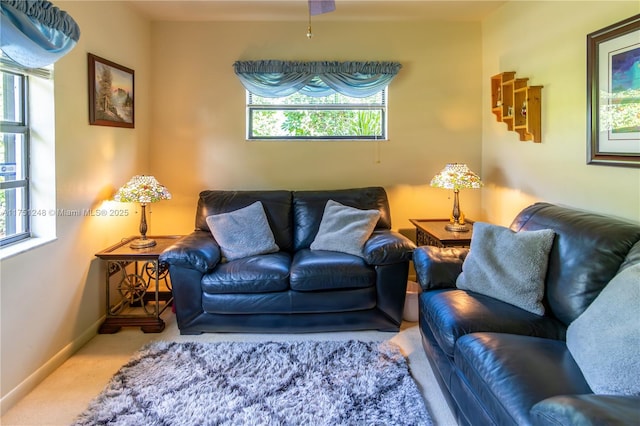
[
  {"left": 310, "top": 200, "right": 380, "bottom": 257},
  {"left": 566, "top": 264, "right": 640, "bottom": 395},
  {"left": 456, "top": 222, "right": 555, "bottom": 315},
  {"left": 205, "top": 201, "right": 279, "bottom": 261}
]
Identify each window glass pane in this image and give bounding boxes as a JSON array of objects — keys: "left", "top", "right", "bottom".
[
  {"left": 0, "top": 187, "right": 28, "bottom": 238},
  {"left": 251, "top": 109, "right": 383, "bottom": 138},
  {"left": 248, "top": 89, "right": 387, "bottom": 140},
  {"left": 0, "top": 71, "right": 24, "bottom": 123},
  {"left": 0, "top": 132, "right": 26, "bottom": 181}
]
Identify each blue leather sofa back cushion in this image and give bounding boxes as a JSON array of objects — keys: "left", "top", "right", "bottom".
[
  {"left": 195, "top": 190, "right": 294, "bottom": 252},
  {"left": 292, "top": 187, "right": 392, "bottom": 251},
  {"left": 509, "top": 202, "right": 640, "bottom": 325}
]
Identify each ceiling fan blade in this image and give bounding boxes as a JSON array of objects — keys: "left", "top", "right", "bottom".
[{"left": 308, "top": 0, "right": 336, "bottom": 16}]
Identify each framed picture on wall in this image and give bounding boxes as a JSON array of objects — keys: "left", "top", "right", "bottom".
[
  {"left": 587, "top": 14, "right": 640, "bottom": 168},
  {"left": 88, "top": 53, "right": 135, "bottom": 128}
]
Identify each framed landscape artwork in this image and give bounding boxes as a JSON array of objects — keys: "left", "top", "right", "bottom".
[
  {"left": 88, "top": 53, "right": 135, "bottom": 128},
  {"left": 587, "top": 14, "right": 640, "bottom": 167}
]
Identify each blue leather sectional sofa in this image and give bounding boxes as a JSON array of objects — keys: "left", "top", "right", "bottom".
[{"left": 413, "top": 203, "right": 640, "bottom": 426}]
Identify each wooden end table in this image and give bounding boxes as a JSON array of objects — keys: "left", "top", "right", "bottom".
[
  {"left": 410, "top": 219, "right": 474, "bottom": 248},
  {"left": 95, "top": 235, "right": 182, "bottom": 333}
]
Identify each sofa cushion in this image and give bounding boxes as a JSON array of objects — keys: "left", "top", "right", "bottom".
[
  {"left": 292, "top": 187, "right": 391, "bottom": 251},
  {"left": 310, "top": 200, "right": 380, "bottom": 257},
  {"left": 510, "top": 202, "right": 640, "bottom": 325},
  {"left": 201, "top": 252, "right": 291, "bottom": 294},
  {"left": 196, "top": 190, "right": 294, "bottom": 251},
  {"left": 454, "top": 333, "right": 591, "bottom": 426},
  {"left": 205, "top": 201, "right": 280, "bottom": 261},
  {"left": 420, "top": 288, "right": 565, "bottom": 358},
  {"left": 566, "top": 264, "right": 640, "bottom": 396},
  {"left": 456, "top": 222, "right": 555, "bottom": 315},
  {"left": 290, "top": 249, "right": 376, "bottom": 291}
]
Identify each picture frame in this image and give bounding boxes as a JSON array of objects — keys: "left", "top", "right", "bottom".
[
  {"left": 88, "top": 53, "right": 135, "bottom": 128},
  {"left": 586, "top": 14, "right": 640, "bottom": 167}
]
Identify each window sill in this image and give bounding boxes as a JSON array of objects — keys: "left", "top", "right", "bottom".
[{"left": 0, "top": 236, "right": 57, "bottom": 261}]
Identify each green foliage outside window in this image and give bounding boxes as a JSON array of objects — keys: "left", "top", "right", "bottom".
[{"left": 248, "top": 90, "right": 386, "bottom": 140}]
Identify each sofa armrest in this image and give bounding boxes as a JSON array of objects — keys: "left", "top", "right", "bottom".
[
  {"left": 363, "top": 230, "right": 416, "bottom": 265},
  {"left": 159, "top": 230, "right": 221, "bottom": 273},
  {"left": 530, "top": 394, "right": 640, "bottom": 426},
  {"left": 413, "top": 245, "right": 468, "bottom": 290}
]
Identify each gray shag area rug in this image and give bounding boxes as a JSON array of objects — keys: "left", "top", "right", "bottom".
[{"left": 72, "top": 340, "right": 433, "bottom": 426}]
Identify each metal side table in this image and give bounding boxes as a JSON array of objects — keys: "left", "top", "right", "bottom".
[{"left": 95, "top": 235, "right": 182, "bottom": 333}]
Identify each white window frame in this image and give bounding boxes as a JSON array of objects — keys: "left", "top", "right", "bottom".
[
  {"left": 1, "top": 69, "right": 30, "bottom": 246},
  {"left": 0, "top": 57, "right": 56, "bottom": 258}
]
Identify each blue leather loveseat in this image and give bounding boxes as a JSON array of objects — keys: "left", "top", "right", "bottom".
[
  {"left": 159, "top": 187, "right": 416, "bottom": 334},
  {"left": 413, "top": 202, "right": 640, "bottom": 426}
]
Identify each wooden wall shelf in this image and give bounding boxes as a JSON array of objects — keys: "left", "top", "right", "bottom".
[{"left": 491, "top": 72, "right": 543, "bottom": 143}]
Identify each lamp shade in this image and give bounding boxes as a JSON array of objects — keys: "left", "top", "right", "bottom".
[
  {"left": 114, "top": 175, "right": 171, "bottom": 204},
  {"left": 430, "top": 163, "right": 483, "bottom": 190}
]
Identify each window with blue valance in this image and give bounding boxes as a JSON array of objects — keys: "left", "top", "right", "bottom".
[
  {"left": 233, "top": 60, "right": 402, "bottom": 98},
  {"left": 0, "top": 0, "right": 80, "bottom": 68}
]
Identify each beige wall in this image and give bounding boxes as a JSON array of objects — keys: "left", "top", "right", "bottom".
[
  {"left": 481, "top": 1, "right": 640, "bottom": 225},
  {"left": 0, "top": 1, "right": 151, "bottom": 411},
  {"left": 147, "top": 20, "right": 484, "bottom": 236}
]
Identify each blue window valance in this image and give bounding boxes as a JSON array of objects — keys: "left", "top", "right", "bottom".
[
  {"left": 0, "top": 0, "right": 80, "bottom": 68},
  {"left": 233, "top": 60, "right": 402, "bottom": 98}
]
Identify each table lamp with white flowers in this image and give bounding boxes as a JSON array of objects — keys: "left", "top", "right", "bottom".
[{"left": 114, "top": 175, "right": 171, "bottom": 248}]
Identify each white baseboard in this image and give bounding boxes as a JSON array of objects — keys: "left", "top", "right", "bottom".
[{"left": 0, "top": 316, "right": 104, "bottom": 415}]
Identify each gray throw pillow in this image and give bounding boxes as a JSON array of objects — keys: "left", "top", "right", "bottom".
[
  {"left": 310, "top": 199, "right": 380, "bottom": 258},
  {"left": 456, "top": 222, "right": 555, "bottom": 315},
  {"left": 566, "top": 264, "right": 640, "bottom": 395},
  {"left": 205, "top": 201, "right": 279, "bottom": 261}
]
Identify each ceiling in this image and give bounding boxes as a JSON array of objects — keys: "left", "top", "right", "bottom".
[{"left": 127, "top": 1, "right": 507, "bottom": 22}]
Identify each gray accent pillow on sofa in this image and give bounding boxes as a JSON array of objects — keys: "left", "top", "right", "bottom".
[
  {"left": 456, "top": 222, "right": 555, "bottom": 315},
  {"left": 310, "top": 199, "right": 380, "bottom": 257},
  {"left": 566, "top": 263, "right": 640, "bottom": 395},
  {"left": 205, "top": 201, "right": 279, "bottom": 261}
]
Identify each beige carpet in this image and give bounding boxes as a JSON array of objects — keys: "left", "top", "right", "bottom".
[{"left": 1, "top": 312, "right": 457, "bottom": 426}]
